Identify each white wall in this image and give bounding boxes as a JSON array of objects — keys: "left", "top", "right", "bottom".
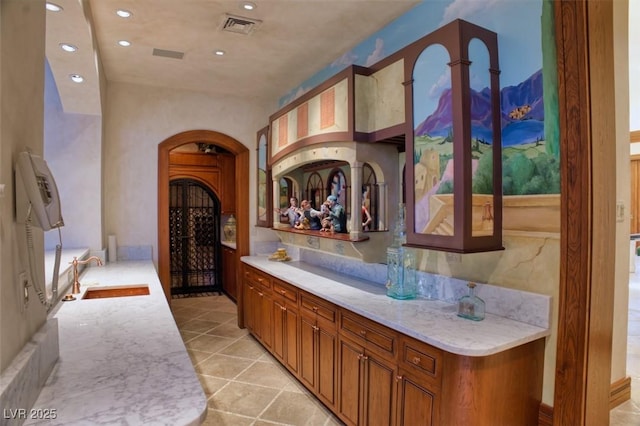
[
  {"left": 0, "top": 0, "right": 48, "bottom": 373},
  {"left": 630, "top": 0, "right": 640, "bottom": 131},
  {"left": 43, "top": 60, "right": 102, "bottom": 252},
  {"left": 103, "top": 82, "right": 274, "bottom": 263}
]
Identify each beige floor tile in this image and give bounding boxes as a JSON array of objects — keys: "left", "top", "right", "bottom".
[
  {"left": 185, "top": 334, "right": 236, "bottom": 353},
  {"left": 197, "top": 374, "right": 229, "bottom": 397},
  {"left": 179, "top": 318, "right": 222, "bottom": 333},
  {"left": 235, "top": 360, "right": 294, "bottom": 389},
  {"left": 187, "top": 348, "right": 214, "bottom": 366},
  {"left": 196, "top": 354, "right": 254, "bottom": 379},
  {"left": 206, "top": 322, "right": 249, "bottom": 338},
  {"left": 200, "top": 408, "right": 254, "bottom": 426},
  {"left": 179, "top": 329, "right": 200, "bottom": 343},
  {"left": 259, "top": 390, "right": 333, "bottom": 425},
  {"left": 197, "top": 310, "right": 238, "bottom": 323},
  {"left": 208, "top": 381, "right": 280, "bottom": 418},
  {"left": 219, "top": 336, "right": 268, "bottom": 360}
]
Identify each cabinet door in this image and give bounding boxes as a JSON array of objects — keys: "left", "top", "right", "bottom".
[
  {"left": 258, "top": 290, "right": 273, "bottom": 349},
  {"left": 396, "top": 372, "right": 436, "bottom": 426},
  {"left": 338, "top": 338, "right": 363, "bottom": 426},
  {"left": 317, "top": 326, "right": 337, "bottom": 408},
  {"left": 284, "top": 306, "right": 299, "bottom": 374},
  {"left": 272, "top": 298, "right": 286, "bottom": 362},
  {"left": 243, "top": 283, "right": 256, "bottom": 333},
  {"left": 300, "top": 314, "right": 317, "bottom": 390},
  {"left": 364, "top": 354, "right": 397, "bottom": 426}
]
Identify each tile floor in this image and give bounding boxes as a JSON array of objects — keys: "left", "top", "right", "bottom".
[
  {"left": 170, "top": 295, "right": 343, "bottom": 426},
  {"left": 610, "top": 260, "right": 640, "bottom": 425},
  {"left": 171, "top": 273, "right": 640, "bottom": 426}
]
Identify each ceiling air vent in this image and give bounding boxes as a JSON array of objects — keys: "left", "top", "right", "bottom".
[
  {"left": 220, "top": 14, "right": 262, "bottom": 35},
  {"left": 152, "top": 48, "right": 184, "bottom": 60}
]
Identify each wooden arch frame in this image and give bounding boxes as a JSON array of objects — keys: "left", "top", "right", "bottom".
[{"left": 158, "top": 130, "right": 249, "bottom": 316}]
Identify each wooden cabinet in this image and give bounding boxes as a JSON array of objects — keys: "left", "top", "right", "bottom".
[
  {"left": 240, "top": 263, "right": 545, "bottom": 426},
  {"left": 299, "top": 292, "right": 338, "bottom": 409},
  {"left": 242, "top": 265, "right": 272, "bottom": 349},
  {"left": 221, "top": 246, "right": 236, "bottom": 301},
  {"left": 338, "top": 311, "right": 398, "bottom": 426},
  {"left": 395, "top": 336, "right": 442, "bottom": 425},
  {"left": 271, "top": 278, "right": 299, "bottom": 375}
]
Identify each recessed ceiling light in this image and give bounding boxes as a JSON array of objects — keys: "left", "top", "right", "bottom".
[
  {"left": 241, "top": 2, "right": 256, "bottom": 11},
  {"left": 214, "top": 50, "right": 225, "bottom": 56},
  {"left": 118, "top": 40, "right": 131, "bottom": 47},
  {"left": 116, "top": 9, "right": 132, "bottom": 18},
  {"left": 45, "top": 2, "right": 63, "bottom": 12},
  {"left": 69, "top": 74, "right": 84, "bottom": 83},
  {"left": 59, "top": 43, "right": 78, "bottom": 52}
]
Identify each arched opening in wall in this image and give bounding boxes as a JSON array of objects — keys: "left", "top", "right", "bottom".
[
  {"left": 169, "top": 179, "right": 221, "bottom": 296},
  {"left": 306, "top": 172, "right": 324, "bottom": 210},
  {"left": 362, "top": 163, "right": 377, "bottom": 231},
  {"left": 158, "top": 130, "right": 249, "bottom": 319},
  {"left": 328, "top": 168, "right": 349, "bottom": 219}
]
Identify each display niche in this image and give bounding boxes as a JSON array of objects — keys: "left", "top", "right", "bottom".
[{"left": 405, "top": 19, "right": 503, "bottom": 253}]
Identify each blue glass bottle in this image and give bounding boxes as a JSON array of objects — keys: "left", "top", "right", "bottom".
[{"left": 386, "top": 204, "right": 416, "bottom": 300}]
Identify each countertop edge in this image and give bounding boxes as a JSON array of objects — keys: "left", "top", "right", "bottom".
[{"left": 241, "top": 256, "right": 550, "bottom": 357}]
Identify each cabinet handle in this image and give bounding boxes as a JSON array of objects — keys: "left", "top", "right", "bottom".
[
  {"left": 280, "top": 290, "right": 286, "bottom": 295},
  {"left": 396, "top": 375, "right": 403, "bottom": 382},
  {"left": 412, "top": 356, "right": 421, "bottom": 365},
  {"left": 282, "top": 307, "right": 287, "bottom": 312},
  {"left": 361, "top": 355, "right": 368, "bottom": 361},
  {"left": 360, "top": 330, "right": 367, "bottom": 336},
  {"left": 258, "top": 278, "right": 264, "bottom": 283},
  {"left": 258, "top": 292, "right": 264, "bottom": 297},
  {"left": 312, "top": 306, "right": 318, "bottom": 312},
  {"left": 312, "top": 325, "right": 319, "bottom": 331}
]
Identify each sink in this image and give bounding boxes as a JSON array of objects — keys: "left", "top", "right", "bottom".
[{"left": 82, "top": 284, "right": 150, "bottom": 299}]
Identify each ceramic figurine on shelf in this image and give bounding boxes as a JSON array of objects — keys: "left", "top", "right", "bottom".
[{"left": 325, "top": 195, "right": 347, "bottom": 233}]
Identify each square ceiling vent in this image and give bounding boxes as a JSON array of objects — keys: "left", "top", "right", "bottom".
[{"left": 220, "top": 14, "right": 262, "bottom": 35}]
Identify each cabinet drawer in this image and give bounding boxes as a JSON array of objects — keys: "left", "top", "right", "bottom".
[
  {"left": 300, "top": 293, "right": 337, "bottom": 324},
  {"left": 242, "top": 265, "right": 271, "bottom": 289},
  {"left": 400, "top": 336, "right": 442, "bottom": 383},
  {"left": 340, "top": 312, "right": 397, "bottom": 357},
  {"left": 273, "top": 278, "right": 298, "bottom": 304}
]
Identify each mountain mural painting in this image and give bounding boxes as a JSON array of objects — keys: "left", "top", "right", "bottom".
[{"left": 413, "top": 68, "right": 559, "bottom": 234}]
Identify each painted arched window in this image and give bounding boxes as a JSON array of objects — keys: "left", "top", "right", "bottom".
[
  {"left": 328, "top": 168, "right": 348, "bottom": 217},
  {"left": 306, "top": 172, "right": 324, "bottom": 209},
  {"left": 362, "top": 164, "right": 377, "bottom": 231}
]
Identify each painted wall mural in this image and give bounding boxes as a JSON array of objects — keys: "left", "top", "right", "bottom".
[{"left": 279, "top": 0, "right": 559, "bottom": 197}]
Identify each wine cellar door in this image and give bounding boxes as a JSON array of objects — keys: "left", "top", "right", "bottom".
[{"left": 169, "top": 179, "right": 222, "bottom": 296}]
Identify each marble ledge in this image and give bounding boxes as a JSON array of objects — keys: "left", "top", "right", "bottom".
[
  {"left": 242, "top": 255, "right": 551, "bottom": 357},
  {"left": 25, "top": 261, "right": 206, "bottom": 426}
]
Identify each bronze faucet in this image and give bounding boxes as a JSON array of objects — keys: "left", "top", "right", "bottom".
[{"left": 70, "top": 256, "right": 103, "bottom": 294}]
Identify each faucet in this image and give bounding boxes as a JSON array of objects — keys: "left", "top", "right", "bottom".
[{"left": 70, "top": 256, "right": 103, "bottom": 294}]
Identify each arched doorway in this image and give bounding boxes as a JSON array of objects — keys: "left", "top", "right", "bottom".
[
  {"left": 158, "top": 130, "right": 249, "bottom": 324},
  {"left": 169, "top": 178, "right": 221, "bottom": 296}
]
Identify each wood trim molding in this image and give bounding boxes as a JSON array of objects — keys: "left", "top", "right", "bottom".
[
  {"left": 631, "top": 130, "right": 640, "bottom": 143},
  {"left": 609, "top": 377, "right": 632, "bottom": 410},
  {"left": 538, "top": 378, "right": 632, "bottom": 424},
  {"left": 554, "top": 1, "right": 616, "bottom": 425},
  {"left": 157, "top": 130, "right": 249, "bottom": 325}
]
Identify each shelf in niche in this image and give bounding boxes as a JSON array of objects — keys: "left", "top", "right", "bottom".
[{"left": 272, "top": 225, "right": 369, "bottom": 242}]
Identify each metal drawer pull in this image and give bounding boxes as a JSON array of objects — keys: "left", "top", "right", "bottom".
[{"left": 412, "top": 356, "right": 421, "bottom": 365}]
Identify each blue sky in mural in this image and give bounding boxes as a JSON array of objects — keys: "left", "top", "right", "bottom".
[{"left": 279, "top": 0, "right": 543, "bottom": 108}]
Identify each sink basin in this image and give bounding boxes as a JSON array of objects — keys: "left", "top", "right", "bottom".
[{"left": 82, "top": 284, "right": 150, "bottom": 299}]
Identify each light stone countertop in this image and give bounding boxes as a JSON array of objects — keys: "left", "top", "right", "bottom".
[
  {"left": 26, "top": 261, "right": 207, "bottom": 426},
  {"left": 242, "top": 256, "right": 551, "bottom": 357}
]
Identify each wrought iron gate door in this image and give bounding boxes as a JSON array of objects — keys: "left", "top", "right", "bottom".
[{"left": 169, "top": 179, "right": 222, "bottom": 296}]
